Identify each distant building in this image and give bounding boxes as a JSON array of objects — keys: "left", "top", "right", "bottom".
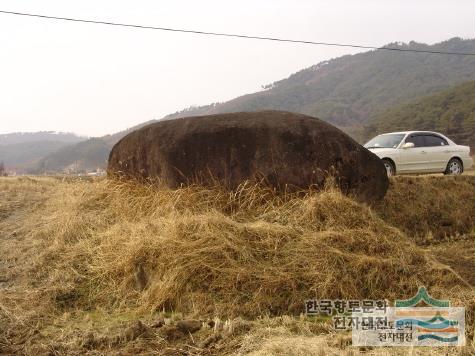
[{"left": 86, "top": 168, "right": 106, "bottom": 177}]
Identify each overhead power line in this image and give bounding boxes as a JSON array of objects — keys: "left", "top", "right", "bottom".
[{"left": 1, "top": 9, "right": 475, "bottom": 56}]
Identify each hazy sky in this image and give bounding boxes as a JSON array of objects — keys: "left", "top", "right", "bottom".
[{"left": 1, "top": 0, "right": 474, "bottom": 137}]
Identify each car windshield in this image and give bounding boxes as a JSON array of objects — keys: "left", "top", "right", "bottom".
[{"left": 364, "top": 134, "right": 405, "bottom": 149}]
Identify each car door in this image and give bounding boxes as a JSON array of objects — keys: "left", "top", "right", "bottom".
[
  {"left": 398, "top": 134, "right": 430, "bottom": 172},
  {"left": 422, "top": 134, "right": 450, "bottom": 172}
]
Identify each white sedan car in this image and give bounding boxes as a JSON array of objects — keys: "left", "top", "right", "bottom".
[{"left": 364, "top": 131, "right": 473, "bottom": 176}]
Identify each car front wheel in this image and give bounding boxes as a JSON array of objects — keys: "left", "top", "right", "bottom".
[
  {"left": 445, "top": 158, "right": 463, "bottom": 175},
  {"left": 382, "top": 159, "right": 395, "bottom": 177}
]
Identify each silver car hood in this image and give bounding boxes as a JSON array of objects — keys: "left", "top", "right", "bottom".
[{"left": 366, "top": 147, "right": 398, "bottom": 157}]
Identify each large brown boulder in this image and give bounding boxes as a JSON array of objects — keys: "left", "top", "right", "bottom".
[{"left": 108, "top": 111, "right": 388, "bottom": 202}]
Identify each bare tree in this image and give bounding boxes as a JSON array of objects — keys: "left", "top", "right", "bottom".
[{"left": 0, "top": 161, "right": 6, "bottom": 176}]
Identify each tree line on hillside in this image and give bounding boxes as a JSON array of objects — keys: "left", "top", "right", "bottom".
[{"left": 365, "top": 80, "right": 475, "bottom": 148}]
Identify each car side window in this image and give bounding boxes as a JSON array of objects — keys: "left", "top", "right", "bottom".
[
  {"left": 424, "top": 135, "right": 448, "bottom": 146},
  {"left": 405, "top": 135, "right": 425, "bottom": 147}
]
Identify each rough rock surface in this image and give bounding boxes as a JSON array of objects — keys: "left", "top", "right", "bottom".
[{"left": 108, "top": 111, "right": 388, "bottom": 202}]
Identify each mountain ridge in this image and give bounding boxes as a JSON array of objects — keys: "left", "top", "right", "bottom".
[
  {"left": 161, "top": 38, "right": 475, "bottom": 128},
  {"left": 4, "top": 37, "right": 475, "bottom": 173},
  {"left": 0, "top": 131, "right": 86, "bottom": 146}
]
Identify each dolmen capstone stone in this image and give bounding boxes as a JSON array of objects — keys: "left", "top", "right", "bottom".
[{"left": 108, "top": 111, "right": 388, "bottom": 202}]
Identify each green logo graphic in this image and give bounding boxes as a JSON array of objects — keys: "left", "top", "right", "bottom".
[{"left": 395, "top": 287, "right": 449, "bottom": 308}]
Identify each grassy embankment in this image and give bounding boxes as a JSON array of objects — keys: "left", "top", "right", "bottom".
[{"left": 0, "top": 175, "right": 474, "bottom": 355}]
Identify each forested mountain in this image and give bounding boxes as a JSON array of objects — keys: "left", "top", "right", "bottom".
[
  {"left": 35, "top": 138, "right": 111, "bottom": 173},
  {"left": 0, "top": 132, "right": 86, "bottom": 172},
  {"left": 0, "top": 141, "right": 72, "bottom": 171},
  {"left": 32, "top": 120, "right": 159, "bottom": 174},
  {"left": 163, "top": 38, "right": 475, "bottom": 130},
  {"left": 4, "top": 37, "right": 475, "bottom": 173},
  {"left": 365, "top": 80, "right": 475, "bottom": 148}
]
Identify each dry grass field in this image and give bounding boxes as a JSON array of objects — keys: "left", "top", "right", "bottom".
[{"left": 0, "top": 175, "right": 474, "bottom": 355}]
